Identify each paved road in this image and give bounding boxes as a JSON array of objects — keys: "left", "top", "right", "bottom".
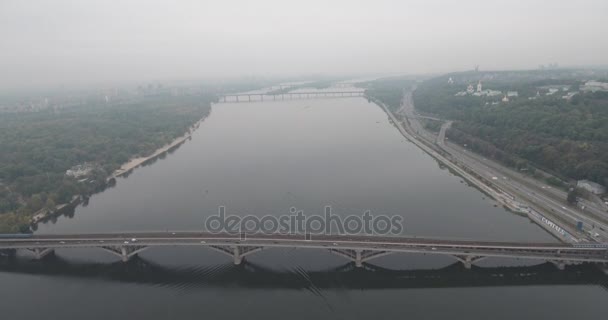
[{"left": 399, "top": 90, "right": 608, "bottom": 242}]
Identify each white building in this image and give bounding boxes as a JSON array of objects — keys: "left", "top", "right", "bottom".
[
  {"left": 577, "top": 180, "right": 606, "bottom": 195},
  {"left": 467, "top": 84, "right": 475, "bottom": 94},
  {"left": 486, "top": 90, "right": 503, "bottom": 97},
  {"left": 507, "top": 91, "right": 519, "bottom": 97},
  {"left": 66, "top": 164, "right": 94, "bottom": 178},
  {"left": 477, "top": 81, "right": 482, "bottom": 92},
  {"left": 502, "top": 95, "right": 509, "bottom": 103},
  {"left": 581, "top": 81, "right": 608, "bottom": 92}
]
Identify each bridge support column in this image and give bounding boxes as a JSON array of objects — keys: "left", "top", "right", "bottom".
[
  {"left": 355, "top": 250, "right": 362, "bottom": 267},
  {"left": 31, "top": 248, "right": 54, "bottom": 260},
  {"left": 206, "top": 245, "right": 262, "bottom": 265},
  {"left": 233, "top": 246, "right": 242, "bottom": 265},
  {"left": 329, "top": 249, "right": 394, "bottom": 267},
  {"left": 120, "top": 247, "right": 130, "bottom": 262},
  {"left": 454, "top": 255, "right": 486, "bottom": 269},
  {"left": 598, "top": 263, "right": 608, "bottom": 275},
  {"left": 101, "top": 246, "right": 148, "bottom": 262},
  {"left": 464, "top": 256, "right": 473, "bottom": 269},
  {"left": 551, "top": 260, "right": 566, "bottom": 270}
]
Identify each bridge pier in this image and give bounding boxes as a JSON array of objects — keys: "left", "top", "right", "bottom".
[
  {"left": 355, "top": 249, "right": 362, "bottom": 267},
  {"left": 28, "top": 248, "right": 54, "bottom": 260},
  {"left": 454, "top": 255, "right": 486, "bottom": 269},
  {"left": 598, "top": 263, "right": 608, "bottom": 275},
  {"left": 233, "top": 246, "right": 242, "bottom": 265},
  {"left": 329, "top": 249, "right": 394, "bottom": 267},
  {"left": 207, "top": 245, "right": 263, "bottom": 265},
  {"left": 101, "top": 246, "right": 148, "bottom": 262},
  {"left": 550, "top": 260, "right": 566, "bottom": 270}
]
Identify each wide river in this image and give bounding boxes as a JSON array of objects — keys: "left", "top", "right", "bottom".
[{"left": 2, "top": 97, "right": 607, "bottom": 319}]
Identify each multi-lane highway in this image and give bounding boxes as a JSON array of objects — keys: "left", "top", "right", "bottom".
[{"left": 397, "top": 90, "right": 608, "bottom": 242}]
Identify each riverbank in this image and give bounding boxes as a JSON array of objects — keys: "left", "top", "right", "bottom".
[
  {"left": 110, "top": 117, "right": 205, "bottom": 179},
  {"left": 369, "top": 94, "right": 580, "bottom": 243},
  {"left": 30, "top": 195, "right": 82, "bottom": 225},
  {"left": 26, "top": 115, "right": 208, "bottom": 229}
]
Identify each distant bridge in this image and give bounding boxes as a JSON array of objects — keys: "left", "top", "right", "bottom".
[
  {"left": 218, "top": 91, "right": 365, "bottom": 103},
  {"left": 2, "top": 233, "right": 608, "bottom": 270}
]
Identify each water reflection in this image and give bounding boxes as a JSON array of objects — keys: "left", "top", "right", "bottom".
[{"left": 1, "top": 254, "right": 606, "bottom": 291}]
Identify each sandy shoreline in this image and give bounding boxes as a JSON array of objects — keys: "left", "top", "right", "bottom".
[{"left": 110, "top": 118, "right": 204, "bottom": 179}]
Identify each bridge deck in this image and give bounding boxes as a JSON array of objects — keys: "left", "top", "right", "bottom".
[{"left": 2, "top": 233, "right": 607, "bottom": 265}]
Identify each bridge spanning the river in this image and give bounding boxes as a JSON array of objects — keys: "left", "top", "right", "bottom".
[
  {"left": 2, "top": 233, "right": 608, "bottom": 270},
  {"left": 218, "top": 91, "right": 365, "bottom": 102}
]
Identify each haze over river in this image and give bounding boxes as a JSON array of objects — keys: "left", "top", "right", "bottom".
[{"left": 2, "top": 97, "right": 607, "bottom": 319}]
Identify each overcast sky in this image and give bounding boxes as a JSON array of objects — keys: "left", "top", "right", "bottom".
[{"left": 1, "top": 0, "right": 607, "bottom": 89}]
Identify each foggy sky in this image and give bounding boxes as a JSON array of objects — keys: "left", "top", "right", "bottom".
[{"left": 1, "top": 0, "right": 607, "bottom": 89}]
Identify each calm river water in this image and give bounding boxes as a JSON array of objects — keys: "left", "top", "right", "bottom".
[{"left": 1, "top": 97, "right": 607, "bottom": 319}]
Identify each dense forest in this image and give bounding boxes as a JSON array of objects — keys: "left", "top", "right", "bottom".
[
  {"left": 0, "top": 94, "right": 213, "bottom": 232},
  {"left": 413, "top": 70, "right": 608, "bottom": 187}
]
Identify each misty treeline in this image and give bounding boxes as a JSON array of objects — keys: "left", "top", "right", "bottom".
[
  {"left": 358, "top": 76, "right": 416, "bottom": 112},
  {"left": 0, "top": 94, "right": 213, "bottom": 233},
  {"left": 413, "top": 71, "right": 608, "bottom": 187}
]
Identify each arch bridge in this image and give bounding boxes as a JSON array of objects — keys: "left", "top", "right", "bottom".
[{"left": 1, "top": 232, "right": 607, "bottom": 270}]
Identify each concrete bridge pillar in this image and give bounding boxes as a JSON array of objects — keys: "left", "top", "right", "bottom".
[
  {"left": 120, "top": 247, "right": 130, "bottom": 262},
  {"left": 454, "top": 255, "right": 485, "bottom": 269},
  {"left": 464, "top": 256, "right": 473, "bottom": 269},
  {"left": 33, "top": 248, "right": 54, "bottom": 260},
  {"left": 233, "top": 246, "right": 242, "bottom": 265},
  {"left": 355, "top": 250, "right": 363, "bottom": 268},
  {"left": 551, "top": 260, "right": 566, "bottom": 270}
]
